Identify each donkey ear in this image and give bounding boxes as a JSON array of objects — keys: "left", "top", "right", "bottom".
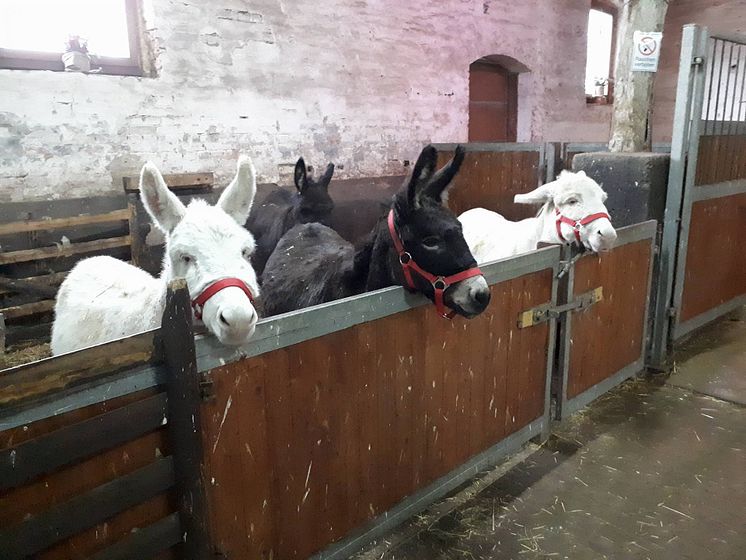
[
  {"left": 319, "top": 162, "right": 335, "bottom": 187},
  {"left": 514, "top": 181, "right": 557, "bottom": 205},
  {"left": 422, "top": 144, "right": 465, "bottom": 206},
  {"left": 140, "top": 162, "right": 186, "bottom": 234},
  {"left": 218, "top": 155, "right": 257, "bottom": 224},
  {"left": 294, "top": 157, "right": 308, "bottom": 193},
  {"left": 407, "top": 145, "right": 438, "bottom": 208}
]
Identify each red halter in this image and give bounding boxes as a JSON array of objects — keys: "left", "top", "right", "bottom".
[
  {"left": 191, "top": 278, "right": 255, "bottom": 320},
  {"left": 387, "top": 210, "right": 483, "bottom": 319},
  {"left": 555, "top": 209, "right": 611, "bottom": 244}
]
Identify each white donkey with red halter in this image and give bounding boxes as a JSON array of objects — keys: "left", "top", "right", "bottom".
[
  {"left": 51, "top": 155, "right": 260, "bottom": 355},
  {"left": 458, "top": 170, "right": 617, "bottom": 264}
]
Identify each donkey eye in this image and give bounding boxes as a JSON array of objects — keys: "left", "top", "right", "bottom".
[
  {"left": 181, "top": 254, "right": 194, "bottom": 265},
  {"left": 567, "top": 198, "right": 579, "bottom": 206},
  {"left": 422, "top": 236, "right": 440, "bottom": 248},
  {"left": 242, "top": 247, "right": 253, "bottom": 260}
]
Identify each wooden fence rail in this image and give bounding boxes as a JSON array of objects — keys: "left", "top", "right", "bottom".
[{"left": 0, "top": 281, "right": 207, "bottom": 560}]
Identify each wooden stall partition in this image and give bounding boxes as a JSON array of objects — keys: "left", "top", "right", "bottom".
[
  {"left": 0, "top": 282, "right": 208, "bottom": 560},
  {"left": 677, "top": 192, "right": 746, "bottom": 329},
  {"left": 694, "top": 134, "right": 746, "bottom": 186},
  {"left": 556, "top": 221, "right": 657, "bottom": 418},
  {"left": 196, "top": 247, "right": 560, "bottom": 560},
  {"left": 0, "top": 196, "right": 132, "bottom": 351},
  {"left": 433, "top": 143, "right": 547, "bottom": 220}
]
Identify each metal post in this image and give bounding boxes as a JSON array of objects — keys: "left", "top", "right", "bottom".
[{"left": 648, "top": 24, "right": 710, "bottom": 369}]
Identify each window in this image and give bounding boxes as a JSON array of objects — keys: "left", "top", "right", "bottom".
[
  {"left": 585, "top": 2, "right": 617, "bottom": 104},
  {"left": 0, "top": 0, "right": 143, "bottom": 76}
]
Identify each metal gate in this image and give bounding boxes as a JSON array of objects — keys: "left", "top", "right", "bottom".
[
  {"left": 652, "top": 25, "right": 746, "bottom": 365},
  {"left": 554, "top": 221, "right": 657, "bottom": 418}
]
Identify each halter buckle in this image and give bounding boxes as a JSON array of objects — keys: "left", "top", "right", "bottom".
[
  {"left": 433, "top": 277, "right": 447, "bottom": 291},
  {"left": 399, "top": 252, "right": 412, "bottom": 265}
]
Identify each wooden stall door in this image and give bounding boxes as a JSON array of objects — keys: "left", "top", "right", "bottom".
[
  {"left": 199, "top": 262, "right": 556, "bottom": 560},
  {"left": 559, "top": 221, "right": 656, "bottom": 417},
  {"left": 468, "top": 62, "right": 517, "bottom": 142}
]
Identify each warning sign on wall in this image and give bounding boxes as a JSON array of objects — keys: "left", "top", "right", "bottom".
[{"left": 632, "top": 31, "right": 663, "bottom": 72}]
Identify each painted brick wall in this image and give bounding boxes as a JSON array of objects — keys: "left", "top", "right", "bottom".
[{"left": 0, "top": 0, "right": 612, "bottom": 202}]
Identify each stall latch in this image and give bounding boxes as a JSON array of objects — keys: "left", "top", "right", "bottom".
[{"left": 518, "top": 286, "right": 603, "bottom": 328}]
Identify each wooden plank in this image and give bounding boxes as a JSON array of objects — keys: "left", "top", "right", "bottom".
[
  {"left": 0, "top": 209, "right": 130, "bottom": 236},
  {"left": 87, "top": 513, "right": 181, "bottom": 560},
  {"left": 0, "top": 196, "right": 124, "bottom": 229},
  {"left": 0, "top": 271, "right": 68, "bottom": 297},
  {"left": 0, "top": 235, "right": 131, "bottom": 265},
  {"left": 123, "top": 172, "right": 214, "bottom": 193},
  {"left": 0, "top": 329, "right": 157, "bottom": 409},
  {"left": 0, "top": 390, "right": 175, "bottom": 560},
  {"left": 160, "top": 279, "right": 211, "bottom": 559},
  {"left": 0, "top": 392, "right": 168, "bottom": 491},
  {"left": 38, "top": 494, "right": 176, "bottom": 560},
  {"left": 695, "top": 135, "right": 746, "bottom": 186},
  {"left": 0, "top": 456, "right": 175, "bottom": 560},
  {"left": 0, "top": 431, "right": 170, "bottom": 530},
  {"left": 437, "top": 149, "right": 541, "bottom": 220},
  {"left": 5, "top": 321, "right": 51, "bottom": 347},
  {"left": 0, "top": 299, "right": 55, "bottom": 320},
  {"left": 0, "top": 275, "right": 58, "bottom": 298}
]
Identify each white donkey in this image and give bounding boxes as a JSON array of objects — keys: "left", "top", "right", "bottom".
[
  {"left": 459, "top": 170, "right": 617, "bottom": 264},
  {"left": 51, "top": 155, "right": 261, "bottom": 355}
]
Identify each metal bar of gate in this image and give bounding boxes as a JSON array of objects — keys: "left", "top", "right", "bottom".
[
  {"left": 669, "top": 30, "right": 711, "bottom": 332},
  {"left": 649, "top": 24, "right": 710, "bottom": 369},
  {"left": 671, "top": 30, "right": 746, "bottom": 340}
]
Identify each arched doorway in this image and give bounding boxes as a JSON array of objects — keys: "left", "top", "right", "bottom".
[{"left": 468, "top": 56, "right": 529, "bottom": 142}]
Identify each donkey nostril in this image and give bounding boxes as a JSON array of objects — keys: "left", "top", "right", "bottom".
[
  {"left": 219, "top": 312, "right": 230, "bottom": 327},
  {"left": 475, "top": 289, "right": 491, "bottom": 307}
]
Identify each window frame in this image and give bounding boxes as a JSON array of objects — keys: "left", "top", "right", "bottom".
[
  {"left": 586, "top": 0, "right": 618, "bottom": 105},
  {"left": 0, "top": 0, "right": 143, "bottom": 77}
]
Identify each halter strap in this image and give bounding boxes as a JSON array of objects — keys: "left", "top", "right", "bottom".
[
  {"left": 555, "top": 209, "right": 611, "bottom": 244},
  {"left": 387, "top": 210, "right": 483, "bottom": 319},
  {"left": 192, "top": 278, "right": 254, "bottom": 320}
]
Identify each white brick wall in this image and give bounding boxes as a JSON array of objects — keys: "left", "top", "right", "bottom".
[{"left": 0, "top": 0, "right": 614, "bottom": 201}]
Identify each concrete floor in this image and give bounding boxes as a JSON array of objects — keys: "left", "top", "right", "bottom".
[{"left": 355, "top": 309, "right": 746, "bottom": 560}]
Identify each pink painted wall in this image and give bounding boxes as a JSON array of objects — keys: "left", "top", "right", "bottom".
[{"left": 653, "top": 0, "right": 746, "bottom": 142}]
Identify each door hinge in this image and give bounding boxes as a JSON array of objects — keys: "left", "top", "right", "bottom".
[
  {"left": 518, "top": 287, "right": 603, "bottom": 328},
  {"left": 199, "top": 373, "right": 215, "bottom": 402}
]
